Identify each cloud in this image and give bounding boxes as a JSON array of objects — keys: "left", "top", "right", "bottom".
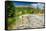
[{"left": 31, "top": 3, "right": 44, "bottom": 10}]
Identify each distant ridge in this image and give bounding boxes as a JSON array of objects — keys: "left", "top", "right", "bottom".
[{"left": 15, "top": 5, "right": 33, "bottom": 7}]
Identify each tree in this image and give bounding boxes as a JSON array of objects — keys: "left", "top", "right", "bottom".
[{"left": 5, "top": 1, "right": 15, "bottom": 17}]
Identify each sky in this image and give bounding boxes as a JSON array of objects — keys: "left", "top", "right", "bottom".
[
  {"left": 14, "top": 2, "right": 38, "bottom": 6},
  {"left": 13, "top": 2, "right": 45, "bottom": 10}
]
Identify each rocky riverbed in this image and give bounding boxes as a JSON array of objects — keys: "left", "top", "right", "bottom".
[{"left": 10, "top": 14, "right": 45, "bottom": 29}]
